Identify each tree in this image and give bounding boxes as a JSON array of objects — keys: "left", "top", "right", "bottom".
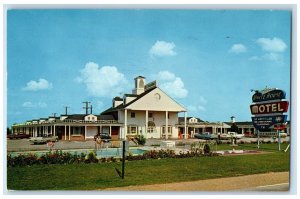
[{"left": 229, "top": 123, "right": 240, "bottom": 133}]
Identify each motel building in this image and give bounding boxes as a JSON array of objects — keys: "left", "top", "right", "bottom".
[
  {"left": 10, "top": 76, "right": 290, "bottom": 140},
  {"left": 12, "top": 76, "right": 188, "bottom": 140}
]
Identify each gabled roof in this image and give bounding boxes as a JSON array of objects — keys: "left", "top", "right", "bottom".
[
  {"left": 98, "top": 114, "right": 116, "bottom": 120},
  {"left": 101, "top": 86, "right": 157, "bottom": 114},
  {"left": 224, "top": 121, "right": 253, "bottom": 126},
  {"left": 178, "top": 117, "right": 204, "bottom": 123},
  {"left": 65, "top": 114, "right": 87, "bottom": 120}
]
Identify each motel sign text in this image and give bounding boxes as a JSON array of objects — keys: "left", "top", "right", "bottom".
[{"left": 250, "top": 101, "right": 289, "bottom": 115}]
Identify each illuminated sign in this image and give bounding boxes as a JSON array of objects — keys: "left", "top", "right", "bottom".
[
  {"left": 251, "top": 115, "right": 287, "bottom": 131},
  {"left": 252, "top": 89, "right": 286, "bottom": 103},
  {"left": 250, "top": 101, "right": 289, "bottom": 115}
]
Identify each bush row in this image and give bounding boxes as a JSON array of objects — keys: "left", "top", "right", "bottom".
[{"left": 7, "top": 146, "right": 216, "bottom": 167}]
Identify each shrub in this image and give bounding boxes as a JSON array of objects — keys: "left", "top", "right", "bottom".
[
  {"left": 85, "top": 151, "right": 98, "bottom": 163},
  {"left": 203, "top": 144, "right": 210, "bottom": 155},
  {"left": 135, "top": 135, "right": 146, "bottom": 145}
]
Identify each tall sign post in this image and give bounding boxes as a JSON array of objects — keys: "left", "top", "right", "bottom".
[{"left": 250, "top": 88, "right": 289, "bottom": 151}]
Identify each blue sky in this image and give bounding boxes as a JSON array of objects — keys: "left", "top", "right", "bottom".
[{"left": 7, "top": 9, "right": 291, "bottom": 127}]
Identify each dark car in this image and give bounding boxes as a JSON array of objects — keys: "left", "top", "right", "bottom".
[
  {"left": 94, "top": 133, "right": 112, "bottom": 142},
  {"left": 7, "top": 133, "right": 31, "bottom": 139}
]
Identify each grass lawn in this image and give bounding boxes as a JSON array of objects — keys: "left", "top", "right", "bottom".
[{"left": 7, "top": 143, "right": 290, "bottom": 190}]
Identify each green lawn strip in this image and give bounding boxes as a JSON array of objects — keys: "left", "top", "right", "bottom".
[
  {"left": 214, "top": 143, "right": 289, "bottom": 152},
  {"left": 7, "top": 150, "right": 289, "bottom": 190}
]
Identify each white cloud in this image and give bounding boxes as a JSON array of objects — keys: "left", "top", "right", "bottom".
[
  {"left": 22, "top": 101, "right": 47, "bottom": 108},
  {"left": 23, "top": 78, "right": 52, "bottom": 91},
  {"left": 187, "top": 104, "right": 206, "bottom": 112},
  {"left": 76, "top": 62, "right": 127, "bottom": 98},
  {"left": 262, "top": 53, "right": 282, "bottom": 62},
  {"left": 249, "top": 56, "right": 261, "bottom": 61},
  {"left": 229, "top": 44, "right": 247, "bottom": 54},
  {"left": 156, "top": 71, "right": 188, "bottom": 98},
  {"left": 249, "top": 53, "right": 282, "bottom": 62},
  {"left": 149, "top": 41, "right": 177, "bottom": 57},
  {"left": 256, "top": 37, "right": 287, "bottom": 52},
  {"left": 157, "top": 71, "right": 176, "bottom": 81}
]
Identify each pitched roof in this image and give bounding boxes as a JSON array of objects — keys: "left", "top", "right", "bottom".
[
  {"left": 65, "top": 114, "right": 86, "bottom": 120},
  {"left": 97, "top": 114, "right": 116, "bottom": 120},
  {"left": 101, "top": 86, "right": 157, "bottom": 114},
  {"left": 178, "top": 117, "right": 204, "bottom": 123},
  {"left": 224, "top": 121, "right": 253, "bottom": 126}
]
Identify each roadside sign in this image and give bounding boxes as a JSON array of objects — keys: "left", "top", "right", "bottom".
[
  {"left": 250, "top": 88, "right": 289, "bottom": 151},
  {"left": 252, "top": 89, "right": 286, "bottom": 103},
  {"left": 251, "top": 115, "right": 287, "bottom": 131},
  {"left": 250, "top": 101, "right": 289, "bottom": 115}
]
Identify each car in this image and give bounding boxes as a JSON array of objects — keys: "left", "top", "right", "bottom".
[
  {"left": 94, "top": 133, "right": 112, "bottom": 142},
  {"left": 29, "top": 136, "right": 59, "bottom": 145},
  {"left": 228, "top": 132, "right": 245, "bottom": 139},
  {"left": 194, "top": 132, "right": 218, "bottom": 140},
  {"left": 7, "top": 133, "right": 31, "bottom": 139}
]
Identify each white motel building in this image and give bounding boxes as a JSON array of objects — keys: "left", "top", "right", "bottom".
[{"left": 11, "top": 76, "right": 289, "bottom": 141}]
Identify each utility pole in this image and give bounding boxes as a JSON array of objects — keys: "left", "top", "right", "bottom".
[
  {"left": 90, "top": 105, "right": 93, "bottom": 114},
  {"left": 64, "top": 106, "right": 70, "bottom": 115},
  {"left": 82, "top": 101, "right": 91, "bottom": 115}
]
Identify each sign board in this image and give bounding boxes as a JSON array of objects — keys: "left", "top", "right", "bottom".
[
  {"left": 250, "top": 88, "right": 288, "bottom": 131},
  {"left": 252, "top": 89, "right": 286, "bottom": 103},
  {"left": 250, "top": 101, "right": 289, "bottom": 115},
  {"left": 251, "top": 115, "right": 287, "bottom": 131}
]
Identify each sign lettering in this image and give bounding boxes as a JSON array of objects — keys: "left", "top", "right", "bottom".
[
  {"left": 252, "top": 89, "right": 286, "bottom": 102},
  {"left": 250, "top": 101, "right": 289, "bottom": 115},
  {"left": 251, "top": 115, "right": 287, "bottom": 131}
]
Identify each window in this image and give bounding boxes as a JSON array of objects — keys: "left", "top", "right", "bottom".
[
  {"left": 162, "top": 126, "right": 172, "bottom": 135},
  {"left": 131, "top": 112, "right": 135, "bottom": 118},
  {"left": 127, "top": 126, "right": 137, "bottom": 134},
  {"left": 73, "top": 127, "right": 81, "bottom": 135},
  {"left": 147, "top": 127, "right": 155, "bottom": 133},
  {"left": 148, "top": 112, "right": 153, "bottom": 118}
]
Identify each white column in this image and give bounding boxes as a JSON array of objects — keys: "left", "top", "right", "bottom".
[
  {"left": 69, "top": 125, "right": 71, "bottom": 141},
  {"left": 53, "top": 125, "right": 56, "bottom": 136},
  {"left": 145, "top": 110, "right": 148, "bottom": 136},
  {"left": 124, "top": 109, "right": 128, "bottom": 139},
  {"left": 109, "top": 126, "right": 112, "bottom": 136},
  {"left": 64, "top": 125, "right": 67, "bottom": 140},
  {"left": 85, "top": 125, "right": 87, "bottom": 140},
  {"left": 184, "top": 112, "right": 187, "bottom": 139},
  {"left": 165, "top": 111, "right": 168, "bottom": 140}
]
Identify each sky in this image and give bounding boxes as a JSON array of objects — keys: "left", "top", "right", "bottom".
[{"left": 6, "top": 9, "right": 291, "bottom": 127}]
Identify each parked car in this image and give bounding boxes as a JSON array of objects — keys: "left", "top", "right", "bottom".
[
  {"left": 29, "top": 136, "right": 59, "bottom": 145},
  {"left": 218, "top": 132, "right": 244, "bottom": 139},
  {"left": 7, "top": 133, "right": 31, "bottom": 139},
  {"left": 94, "top": 133, "right": 112, "bottom": 142},
  {"left": 228, "top": 132, "right": 245, "bottom": 139},
  {"left": 194, "top": 132, "right": 218, "bottom": 140}
]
